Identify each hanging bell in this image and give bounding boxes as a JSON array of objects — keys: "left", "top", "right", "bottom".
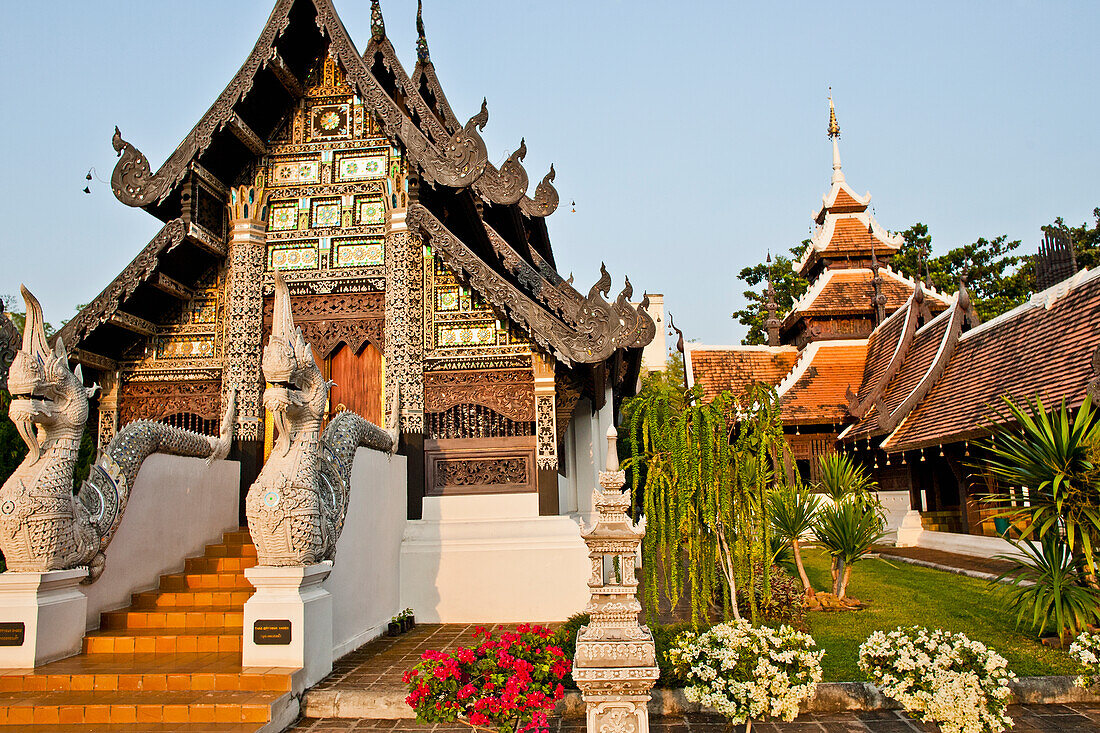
[
  {"left": 920, "top": 448, "right": 926, "bottom": 462},
  {"left": 83, "top": 187, "right": 91, "bottom": 194}
]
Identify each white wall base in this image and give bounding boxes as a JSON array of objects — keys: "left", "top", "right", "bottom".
[
  {"left": 912, "top": 529, "right": 1030, "bottom": 559},
  {"left": 895, "top": 510, "right": 924, "bottom": 547},
  {"left": 243, "top": 563, "right": 333, "bottom": 692},
  {"left": 874, "top": 491, "right": 912, "bottom": 543},
  {"left": 0, "top": 568, "right": 88, "bottom": 668},
  {"left": 400, "top": 494, "right": 590, "bottom": 623}
]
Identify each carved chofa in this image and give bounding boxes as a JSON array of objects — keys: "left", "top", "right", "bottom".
[
  {"left": 246, "top": 271, "right": 396, "bottom": 567},
  {"left": 0, "top": 286, "right": 235, "bottom": 580}
]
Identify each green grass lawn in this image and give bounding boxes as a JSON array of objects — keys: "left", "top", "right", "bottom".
[{"left": 800, "top": 549, "right": 1077, "bottom": 682}]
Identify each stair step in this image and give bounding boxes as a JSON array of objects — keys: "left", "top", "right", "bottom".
[
  {"left": 0, "top": 652, "right": 293, "bottom": 693},
  {"left": 204, "top": 543, "right": 257, "bottom": 559},
  {"left": 132, "top": 589, "right": 254, "bottom": 609},
  {"left": 186, "top": 555, "right": 257, "bottom": 573},
  {"left": 0, "top": 724, "right": 262, "bottom": 732},
  {"left": 83, "top": 629, "right": 242, "bottom": 655},
  {"left": 158, "top": 571, "right": 252, "bottom": 591},
  {"left": 222, "top": 529, "right": 254, "bottom": 546},
  {"left": 101, "top": 607, "right": 244, "bottom": 631},
  {"left": 0, "top": 689, "right": 277, "bottom": 725}
]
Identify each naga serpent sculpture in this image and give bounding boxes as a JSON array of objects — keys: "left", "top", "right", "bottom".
[
  {"left": 245, "top": 271, "right": 397, "bottom": 567},
  {"left": 0, "top": 286, "right": 236, "bottom": 581}
]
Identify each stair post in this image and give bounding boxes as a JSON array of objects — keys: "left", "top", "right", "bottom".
[
  {"left": 574, "top": 426, "right": 659, "bottom": 733},
  {"left": 0, "top": 568, "right": 87, "bottom": 668}
]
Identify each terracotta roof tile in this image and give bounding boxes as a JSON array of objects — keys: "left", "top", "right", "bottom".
[
  {"left": 853, "top": 300, "right": 911, "bottom": 404},
  {"left": 687, "top": 347, "right": 799, "bottom": 403},
  {"left": 823, "top": 217, "right": 901, "bottom": 257},
  {"left": 830, "top": 188, "right": 867, "bottom": 213},
  {"left": 843, "top": 310, "right": 954, "bottom": 442},
  {"left": 886, "top": 271, "right": 1100, "bottom": 450},
  {"left": 779, "top": 342, "right": 869, "bottom": 424}
]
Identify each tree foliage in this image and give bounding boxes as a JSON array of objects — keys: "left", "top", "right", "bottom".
[
  {"left": 626, "top": 379, "right": 788, "bottom": 626},
  {"left": 732, "top": 246, "right": 810, "bottom": 346}
]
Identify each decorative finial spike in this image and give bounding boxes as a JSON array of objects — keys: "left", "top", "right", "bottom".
[
  {"left": 371, "top": 0, "right": 385, "bottom": 41},
  {"left": 827, "top": 91, "right": 845, "bottom": 184},
  {"left": 605, "top": 424, "right": 620, "bottom": 472},
  {"left": 416, "top": 0, "right": 430, "bottom": 62}
]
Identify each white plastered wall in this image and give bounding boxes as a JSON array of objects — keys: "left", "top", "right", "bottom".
[
  {"left": 326, "top": 448, "right": 407, "bottom": 659},
  {"left": 82, "top": 455, "right": 240, "bottom": 630}
]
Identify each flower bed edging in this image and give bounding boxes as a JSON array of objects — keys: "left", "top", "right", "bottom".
[{"left": 553, "top": 677, "right": 1100, "bottom": 718}]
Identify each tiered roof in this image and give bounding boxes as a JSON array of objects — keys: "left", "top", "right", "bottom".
[
  {"left": 794, "top": 98, "right": 904, "bottom": 279},
  {"left": 58, "top": 0, "right": 654, "bottom": 379},
  {"left": 776, "top": 341, "right": 869, "bottom": 425},
  {"left": 782, "top": 266, "right": 949, "bottom": 330}
]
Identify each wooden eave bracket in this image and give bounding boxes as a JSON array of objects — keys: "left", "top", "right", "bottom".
[
  {"left": 69, "top": 348, "right": 118, "bottom": 372},
  {"left": 152, "top": 273, "right": 194, "bottom": 301},
  {"left": 225, "top": 112, "right": 267, "bottom": 156},
  {"left": 186, "top": 223, "right": 228, "bottom": 257},
  {"left": 109, "top": 311, "right": 157, "bottom": 337},
  {"left": 266, "top": 51, "right": 304, "bottom": 98}
]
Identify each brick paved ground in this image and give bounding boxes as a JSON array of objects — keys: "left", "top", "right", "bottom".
[{"left": 288, "top": 703, "right": 1100, "bottom": 731}]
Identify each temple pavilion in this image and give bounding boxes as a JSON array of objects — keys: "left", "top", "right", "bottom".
[
  {"left": 53, "top": 0, "right": 656, "bottom": 521},
  {"left": 688, "top": 99, "right": 1100, "bottom": 539}
]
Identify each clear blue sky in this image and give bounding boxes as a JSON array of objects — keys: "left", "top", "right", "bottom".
[{"left": 1, "top": 1, "right": 1097, "bottom": 346}]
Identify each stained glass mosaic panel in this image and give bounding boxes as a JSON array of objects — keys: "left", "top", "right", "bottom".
[
  {"left": 356, "top": 197, "right": 385, "bottom": 225},
  {"left": 335, "top": 153, "right": 387, "bottom": 181},
  {"left": 156, "top": 335, "right": 215, "bottom": 359},
  {"left": 310, "top": 199, "right": 341, "bottom": 229},
  {"left": 268, "top": 243, "right": 318, "bottom": 271},
  {"left": 334, "top": 238, "right": 384, "bottom": 267},
  {"left": 310, "top": 104, "right": 350, "bottom": 139},
  {"left": 436, "top": 287, "right": 460, "bottom": 312},
  {"left": 269, "top": 203, "right": 299, "bottom": 231},
  {"left": 436, "top": 324, "right": 496, "bottom": 347},
  {"left": 271, "top": 159, "right": 320, "bottom": 185}
]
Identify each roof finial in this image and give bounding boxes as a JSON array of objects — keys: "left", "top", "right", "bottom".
[
  {"left": 371, "top": 0, "right": 385, "bottom": 41},
  {"left": 764, "top": 252, "right": 781, "bottom": 347},
  {"left": 416, "top": 0, "right": 430, "bottom": 62},
  {"left": 827, "top": 89, "right": 845, "bottom": 185}
]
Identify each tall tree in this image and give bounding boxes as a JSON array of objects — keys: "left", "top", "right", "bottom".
[
  {"left": 889, "top": 224, "right": 1030, "bottom": 322},
  {"left": 732, "top": 244, "right": 810, "bottom": 345}
]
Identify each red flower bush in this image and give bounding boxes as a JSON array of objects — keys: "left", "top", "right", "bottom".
[{"left": 404, "top": 624, "right": 571, "bottom": 733}]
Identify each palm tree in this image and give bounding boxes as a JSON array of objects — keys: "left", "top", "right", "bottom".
[
  {"left": 769, "top": 483, "right": 820, "bottom": 597},
  {"left": 814, "top": 501, "right": 888, "bottom": 599},
  {"left": 815, "top": 453, "right": 881, "bottom": 588}
]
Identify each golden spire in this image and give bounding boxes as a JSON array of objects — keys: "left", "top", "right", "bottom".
[{"left": 827, "top": 89, "right": 841, "bottom": 138}]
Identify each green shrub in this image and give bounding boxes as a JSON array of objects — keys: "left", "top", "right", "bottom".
[
  {"left": 738, "top": 564, "right": 806, "bottom": 626},
  {"left": 551, "top": 613, "right": 589, "bottom": 689}
]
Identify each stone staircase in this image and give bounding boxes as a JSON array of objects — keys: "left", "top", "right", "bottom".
[{"left": 0, "top": 528, "right": 299, "bottom": 731}]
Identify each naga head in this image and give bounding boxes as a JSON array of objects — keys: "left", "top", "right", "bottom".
[
  {"left": 7, "top": 285, "right": 93, "bottom": 462},
  {"left": 262, "top": 272, "right": 327, "bottom": 456}
]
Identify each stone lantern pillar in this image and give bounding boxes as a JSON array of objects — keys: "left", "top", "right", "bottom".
[{"left": 574, "top": 426, "right": 659, "bottom": 733}]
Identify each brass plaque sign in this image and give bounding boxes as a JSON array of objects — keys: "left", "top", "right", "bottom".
[
  {"left": 0, "top": 622, "right": 25, "bottom": 646},
  {"left": 253, "top": 619, "right": 292, "bottom": 645}
]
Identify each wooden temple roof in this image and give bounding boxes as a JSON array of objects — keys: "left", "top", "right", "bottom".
[
  {"left": 776, "top": 341, "right": 869, "bottom": 425},
  {"left": 881, "top": 268, "right": 1100, "bottom": 452},
  {"left": 58, "top": 0, "right": 654, "bottom": 374},
  {"left": 781, "top": 267, "right": 949, "bottom": 329},
  {"left": 685, "top": 346, "right": 799, "bottom": 403}
]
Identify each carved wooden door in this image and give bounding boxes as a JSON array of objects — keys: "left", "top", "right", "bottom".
[{"left": 327, "top": 341, "right": 382, "bottom": 426}]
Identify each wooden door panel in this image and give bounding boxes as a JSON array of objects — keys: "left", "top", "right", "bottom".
[{"left": 329, "top": 341, "right": 382, "bottom": 425}]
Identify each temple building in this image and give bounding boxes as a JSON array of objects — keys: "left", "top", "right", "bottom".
[
  {"left": 688, "top": 99, "right": 1100, "bottom": 542},
  {"left": 687, "top": 98, "right": 952, "bottom": 483},
  {"left": 54, "top": 0, "right": 655, "bottom": 522}
]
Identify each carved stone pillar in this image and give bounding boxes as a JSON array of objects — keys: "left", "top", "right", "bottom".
[
  {"left": 575, "top": 427, "right": 658, "bottom": 733},
  {"left": 384, "top": 206, "right": 424, "bottom": 434},
  {"left": 223, "top": 185, "right": 268, "bottom": 443}
]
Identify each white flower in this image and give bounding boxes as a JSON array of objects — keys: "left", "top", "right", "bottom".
[{"left": 858, "top": 626, "right": 1014, "bottom": 733}]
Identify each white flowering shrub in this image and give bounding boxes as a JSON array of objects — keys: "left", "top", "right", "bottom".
[
  {"left": 668, "top": 621, "right": 823, "bottom": 725},
  {"left": 1070, "top": 631, "right": 1100, "bottom": 689},
  {"left": 858, "top": 627, "right": 1015, "bottom": 733}
]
